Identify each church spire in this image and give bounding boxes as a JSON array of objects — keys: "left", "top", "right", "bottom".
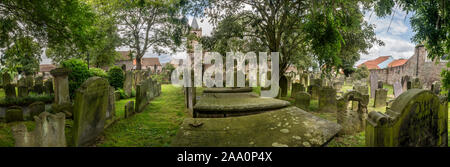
[{"left": 191, "top": 18, "right": 200, "bottom": 30}]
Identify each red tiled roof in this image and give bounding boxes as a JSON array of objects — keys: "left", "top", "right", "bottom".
[
  {"left": 117, "top": 51, "right": 132, "bottom": 61},
  {"left": 357, "top": 56, "right": 391, "bottom": 69},
  {"left": 39, "top": 64, "right": 57, "bottom": 72},
  {"left": 388, "top": 59, "right": 408, "bottom": 67},
  {"left": 133, "top": 58, "right": 161, "bottom": 66}
]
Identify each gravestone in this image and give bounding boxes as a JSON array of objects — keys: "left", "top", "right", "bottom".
[
  {"left": 124, "top": 101, "right": 135, "bottom": 118},
  {"left": 333, "top": 81, "right": 343, "bottom": 90},
  {"left": 318, "top": 86, "right": 337, "bottom": 112},
  {"left": 401, "top": 75, "right": 411, "bottom": 91},
  {"left": 279, "top": 76, "right": 288, "bottom": 97},
  {"left": 5, "top": 106, "right": 23, "bottom": 122},
  {"left": 5, "top": 84, "right": 16, "bottom": 99},
  {"left": 105, "top": 86, "right": 116, "bottom": 123},
  {"left": 50, "top": 68, "right": 71, "bottom": 105},
  {"left": 44, "top": 79, "right": 54, "bottom": 94},
  {"left": 337, "top": 91, "right": 369, "bottom": 135},
  {"left": 411, "top": 77, "right": 422, "bottom": 89},
  {"left": 18, "top": 85, "right": 29, "bottom": 98},
  {"left": 370, "top": 73, "right": 378, "bottom": 98},
  {"left": 12, "top": 112, "right": 66, "bottom": 147},
  {"left": 291, "top": 83, "right": 305, "bottom": 98},
  {"left": 374, "top": 88, "right": 388, "bottom": 108},
  {"left": 294, "top": 92, "right": 311, "bottom": 112},
  {"left": 2, "top": 72, "right": 11, "bottom": 87},
  {"left": 29, "top": 101, "right": 46, "bottom": 120},
  {"left": 72, "top": 77, "right": 109, "bottom": 147},
  {"left": 25, "top": 75, "right": 34, "bottom": 88},
  {"left": 366, "top": 89, "right": 447, "bottom": 147},
  {"left": 431, "top": 81, "right": 441, "bottom": 95},
  {"left": 114, "top": 91, "right": 121, "bottom": 101},
  {"left": 393, "top": 81, "right": 403, "bottom": 98},
  {"left": 123, "top": 71, "right": 133, "bottom": 97},
  {"left": 407, "top": 80, "right": 412, "bottom": 90}
]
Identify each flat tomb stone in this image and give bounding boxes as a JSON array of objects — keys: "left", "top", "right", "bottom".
[
  {"left": 193, "top": 93, "right": 290, "bottom": 117},
  {"left": 172, "top": 106, "right": 342, "bottom": 147},
  {"left": 203, "top": 87, "right": 253, "bottom": 93}
]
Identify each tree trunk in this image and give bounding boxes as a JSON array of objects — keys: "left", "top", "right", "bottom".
[{"left": 136, "top": 56, "right": 142, "bottom": 70}]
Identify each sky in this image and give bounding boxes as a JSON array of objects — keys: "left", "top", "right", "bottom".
[{"left": 41, "top": 6, "right": 417, "bottom": 66}]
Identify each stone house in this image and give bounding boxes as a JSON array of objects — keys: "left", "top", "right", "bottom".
[
  {"left": 114, "top": 51, "right": 134, "bottom": 71},
  {"left": 358, "top": 45, "right": 448, "bottom": 88},
  {"left": 133, "top": 58, "right": 162, "bottom": 73}
]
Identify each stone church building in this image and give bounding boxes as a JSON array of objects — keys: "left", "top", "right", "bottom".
[{"left": 358, "top": 45, "right": 448, "bottom": 88}]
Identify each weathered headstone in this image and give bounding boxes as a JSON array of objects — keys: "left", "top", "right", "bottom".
[
  {"left": 401, "top": 75, "right": 411, "bottom": 91},
  {"left": 72, "top": 77, "right": 109, "bottom": 147},
  {"left": 28, "top": 101, "right": 46, "bottom": 120},
  {"left": 114, "top": 91, "right": 121, "bottom": 101},
  {"left": 370, "top": 73, "right": 378, "bottom": 98},
  {"left": 4, "top": 84, "right": 16, "bottom": 99},
  {"left": 337, "top": 91, "right": 369, "bottom": 135},
  {"left": 123, "top": 71, "right": 133, "bottom": 97},
  {"left": 18, "top": 85, "right": 29, "bottom": 98},
  {"left": 393, "top": 81, "right": 403, "bottom": 98},
  {"left": 291, "top": 83, "right": 305, "bottom": 97},
  {"left": 50, "top": 68, "right": 71, "bottom": 105},
  {"left": 12, "top": 112, "right": 66, "bottom": 147},
  {"left": 2, "top": 72, "right": 11, "bottom": 87},
  {"left": 333, "top": 81, "right": 343, "bottom": 90},
  {"left": 366, "top": 89, "right": 447, "bottom": 147},
  {"left": 318, "top": 86, "right": 337, "bottom": 112},
  {"left": 294, "top": 92, "right": 311, "bottom": 112},
  {"left": 105, "top": 86, "right": 116, "bottom": 123},
  {"left": 5, "top": 106, "right": 23, "bottom": 122},
  {"left": 374, "top": 88, "right": 388, "bottom": 108},
  {"left": 124, "top": 101, "right": 135, "bottom": 118},
  {"left": 431, "top": 81, "right": 441, "bottom": 95},
  {"left": 411, "top": 77, "right": 422, "bottom": 89},
  {"left": 279, "top": 76, "right": 288, "bottom": 97}
]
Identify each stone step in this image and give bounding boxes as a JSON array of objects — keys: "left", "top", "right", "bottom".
[{"left": 172, "top": 106, "right": 342, "bottom": 147}]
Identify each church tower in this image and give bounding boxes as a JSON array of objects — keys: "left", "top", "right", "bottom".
[{"left": 188, "top": 18, "right": 202, "bottom": 62}]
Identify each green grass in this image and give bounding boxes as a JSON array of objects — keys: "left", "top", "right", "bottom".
[{"left": 95, "top": 84, "right": 186, "bottom": 147}]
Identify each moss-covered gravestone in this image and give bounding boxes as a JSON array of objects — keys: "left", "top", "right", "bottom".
[
  {"left": 123, "top": 71, "right": 133, "bottom": 97},
  {"left": 366, "top": 89, "right": 448, "bottom": 147},
  {"left": 431, "top": 81, "right": 440, "bottom": 95},
  {"left": 411, "top": 77, "right": 422, "bottom": 89},
  {"left": 279, "top": 76, "right": 288, "bottom": 97},
  {"left": 5, "top": 106, "right": 23, "bottom": 122},
  {"left": 135, "top": 78, "right": 153, "bottom": 113},
  {"left": 105, "top": 86, "right": 116, "bottom": 125},
  {"left": 5, "top": 84, "right": 16, "bottom": 99},
  {"left": 124, "top": 101, "right": 135, "bottom": 118},
  {"left": 318, "top": 86, "right": 337, "bottom": 112},
  {"left": 50, "top": 68, "right": 71, "bottom": 105},
  {"left": 307, "top": 84, "right": 320, "bottom": 100},
  {"left": 294, "top": 92, "right": 310, "bottom": 112},
  {"left": 374, "top": 88, "right": 388, "bottom": 108},
  {"left": 72, "top": 77, "right": 109, "bottom": 147},
  {"left": 29, "top": 101, "right": 46, "bottom": 120},
  {"left": 12, "top": 112, "right": 66, "bottom": 147},
  {"left": 337, "top": 91, "right": 369, "bottom": 135},
  {"left": 18, "top": 85, "right": 29, "bottom": 98},
  {"left": 2, "top": 72, "right": 11, "bottom": 87},
  {"left": 291, "top": 83, "right": 305, "bottom": 98}
]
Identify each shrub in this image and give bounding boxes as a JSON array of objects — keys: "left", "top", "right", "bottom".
[
  {"left": 61, "top": 59, "right": 90, "bottom": 98},
  {"left": 131, "top": 88, "right": 136, "bottom": 97},
  {"left": 89, "top": 68, "right": 108, "bottom": 78},
  {"left": 108, "top": 66, "right": 124, "bottom": 89},
  {"left": 116, "top": 88, "right": 127, "bottom": 99},
  {"left": 0, "top": 94, "right": 54, "bottom": 107}
]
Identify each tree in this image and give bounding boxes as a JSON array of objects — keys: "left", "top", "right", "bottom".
[
  {"left": 3, "top": 36, "right": 42, "bottom": 75},
  {"left": 114, "top": 0, "right": 188, "bottom": 70},
  {"left": 45, "top": 0, "right": 122, "bottom": 67},
  {"left": 353, "top": 65, "right": 370, "bottom": 80},
  {"left": 191, "top": 0, "right": 380, "bottom": 81},
  {"left": 0, "top": 0, "right": 97, "bottom": 55}
]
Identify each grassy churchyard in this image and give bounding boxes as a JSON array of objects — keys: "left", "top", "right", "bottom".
[{"left": 0, "top": 82, "right": 449, "bottom": 147}]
